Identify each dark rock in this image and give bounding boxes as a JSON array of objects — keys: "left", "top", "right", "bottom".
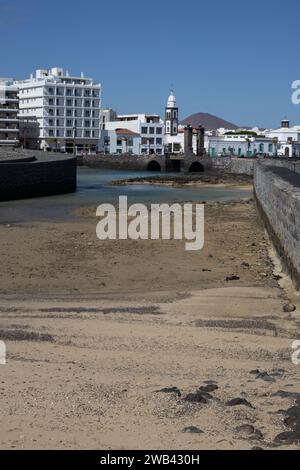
[
  {"left": 184, "top": 392, "right": 208, "bottom": 404},
  {"left": 235, "top": 424, "right": 263, "bottom": 440},
  {"left": 156, "top": 387, "right": 181, "bottom": 397},
  {"left": 226, "top": 397, "right": 254, "bottom": 408},
  {"left": 182, "top": 426, "right": 204, "bottom": 434},
  {"left": 241, "top": 262, "right": 250, "bottom": 268},
  {"left": 251, "top": 446, "right": 264, "bottom": 450},
  {"left": 256, "top": 372, "right": 276, "bottom": 383},
  {"left": 202, "top": 268, "right": 212, "bottom": 272},
  {"left": 272, "top": 390, "right": 300, "bottom": 400},
  {"left": 226, "top": 275, "right": 240, "bottom": 281},
  {"left": 283, "top": 303, "right": 296, "bottom": 313},
  {"left": 250, "top": 369, "right": 260, "bottom": 375},
  {"left": 199, "top": 384, "right": 219, "bottom": 393},
  {"left": 274, "top": 431, "right": 300, "bottom": 444}
]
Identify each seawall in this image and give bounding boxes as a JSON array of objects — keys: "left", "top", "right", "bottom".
[
  {"left": 254, "top": 160, "right": 300, "bottom": 289},
  {"left": 0, "top": 150, "right": 77, "bottom": 202}
]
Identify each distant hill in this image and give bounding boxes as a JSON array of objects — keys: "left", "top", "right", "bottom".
[{"left": 180, "top": 113, "right": 239, "bottom": 130}]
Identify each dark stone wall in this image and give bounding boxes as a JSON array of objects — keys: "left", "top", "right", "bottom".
[
  {"left": 254, "top": 161, "right": 300, "bottom": 289},
  {"left": 77, "top": 153, "right": 167, "bottom": 171},
  {"left": 0, "top": 157, "right": 77, "bottom": 202}
]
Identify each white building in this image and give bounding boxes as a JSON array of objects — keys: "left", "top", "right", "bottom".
[
  {"left": 208, "top": 133, "right": 275, "bottom": 157},
  {"left": 266, "top": 120, "right": 300, "bottom": 157},
  {"left": 16, "top": 67, "right": 101, "bottom": 153},
  {"left": 101, "top": 113, "right": 164, "bottom": 155},
  {"left": 0, "top": 79, "right": 19, "bottom": 147}
]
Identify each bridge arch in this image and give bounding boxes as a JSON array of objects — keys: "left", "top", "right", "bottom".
[
  {"left": 147, "top": 160, "right": 161, "bottom": 172},
  {"left": 188, "top": 161, "right": 205, "bottom": 173}
]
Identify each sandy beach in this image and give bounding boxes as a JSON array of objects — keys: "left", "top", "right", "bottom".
[{"left": 1, "top": 194, "right": 300, "bottom": 449}]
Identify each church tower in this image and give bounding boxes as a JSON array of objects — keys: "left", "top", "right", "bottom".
[{"left": 165, "top": 91, "right": 178, "bottom": 136}]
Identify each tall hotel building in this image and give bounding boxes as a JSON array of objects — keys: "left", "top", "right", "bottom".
[
  {"left": 0, "top": 79, "right": 19, "bottom": 147},
  {"left": 17, "top": 67, "right": 101, "bottom": 152}
]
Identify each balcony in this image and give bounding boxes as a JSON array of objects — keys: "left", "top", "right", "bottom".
[{"left": 0, "top": 107, "right": 18, "bottom": 112}]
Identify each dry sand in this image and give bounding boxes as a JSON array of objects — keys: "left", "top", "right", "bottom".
[{"left": 0, "top": 198, "right": 300, "bottom": 449}]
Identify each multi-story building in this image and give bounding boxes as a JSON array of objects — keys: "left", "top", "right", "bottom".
[
  {"left": 101, "top": 113, "right": 164, "bottom": 155},
  {"left": 16, "top": 67, "right": 101, "bottom": 153},
  {"left": 0, "top": 79, "right": 19, "bottom": 147}
]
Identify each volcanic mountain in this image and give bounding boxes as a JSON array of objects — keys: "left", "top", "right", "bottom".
[{"left": 180, "top": 113, "right": 239, "bottom": 130}]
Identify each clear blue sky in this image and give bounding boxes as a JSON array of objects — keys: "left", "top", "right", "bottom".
[{"left": 1, "top": 0, "right": 300, "bottom": 128}]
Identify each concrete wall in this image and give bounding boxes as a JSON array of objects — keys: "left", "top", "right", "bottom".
[
  {"left": 254, "top": 161, "right": 300, "bottom": 288},
  {"left": 0, "top": 154, "right": 76, "bottom": 201}
]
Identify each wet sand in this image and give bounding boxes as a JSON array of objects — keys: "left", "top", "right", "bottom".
[{"left": 0, "top": 198, "right": 300, "bottom": 449}]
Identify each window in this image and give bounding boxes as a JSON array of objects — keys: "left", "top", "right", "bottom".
[
  {"left": 84, "top": 100, "right": 90, "bottom": 107},
  {"left": 127, "top": 138, "right": 133, "bottom": 146},
  {"left": 268, "top": 144, "right": 273, "bottom": 152},
  {"left": 49, "top": 98, "right": 54, "bottom": 105},
  {"left": 84, "top": 120, "right": 90, "bottom": 127},
  {"left": 117, "top": 138, "right": 122, "bottom": 146},
  {"left": 49, "top": 109, "right": 54, "bottom": 116},
  {"left": 156, "top": 127, "right": 162, "bottom": 134},
  {"left": 156, "top": 149, "right": 162, "bottom": 154},
  {"left": 49, "top": 119, "right": 53, "bottom": 126},
  {"left": 149, "top": 127, "right": 154, "bottom": 134},
  {"left": 85, "top": 110, "right": 90, "bottom": 117},
  {"left": 48, "top": 87, "right": 54, "bottom": 95},
  {"left": 66, "top": 99, "right": 72, "bottom": 106},
  {"left": 66, "top": 89, "right": 72, "bottom": 96},
  {"left": 141, "top": 127, "right": 147, "bottom": 134},
  {"left": 141, "top": 138, "right": 148, "bottom": 145},
  {"left": 49, "top": 129, "right": 54, "bottom": 136},
  {"left": 67, "top": 120, "right": 72, "bottom": 127},
  {"left": 66, "top": 109, "right": 72, "bottom": 117},
  {"left": 259, "top": 143, "right": 264, "bottom": 152},
  {"left": 66, "top": 130, "right": 72, "bottom": 137},
  {"left": 85, "top": 130, "right": 90, "bottom": 137},
  {"left": 156, "top": 138, "right": 162, "bottom": 145},
  {"left": 148, "top": 138, "right": 154, "bottom": 144},
  {"left": 56, "top": 130, "right": 60, "bottom": 137},
  {"left": 56, "top": 109, "right": 60, "bottom": 116}
]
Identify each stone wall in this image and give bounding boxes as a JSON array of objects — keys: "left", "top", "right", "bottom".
[
  {"left": 211, "top": 157, "right": 255, "bottom": 175},
  {"left": 77, "top": 153, "right": 166, "bottom": 171},
  {"left": 0, "top": 153, "right": 77, "bottom": 201},
  {"left": 254, "top": 161, "right": 300, "bottom": 288}
]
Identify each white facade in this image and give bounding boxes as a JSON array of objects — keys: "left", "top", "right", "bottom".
[
  {"left": 266, "top": 120, "right": 300, "bottom": 156},
  {"left": 208, "top": 134, "right": 275, "bottom": 157},
  {"left": 0, "top": 79, "right": 19, "bottom": 146},
  {"left": 102, "top": 113, "right": 164, "bottom": 155},
  {"left": 16, "top": 67, "right": 101, "bottom": 152}
]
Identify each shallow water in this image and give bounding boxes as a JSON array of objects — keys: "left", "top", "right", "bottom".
[{"left": 0, "top": 168, "right": 252, "bottom": 223}]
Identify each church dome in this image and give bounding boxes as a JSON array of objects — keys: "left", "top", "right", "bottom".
[{"left": 167, "top": 92, "right": 176, "bottom": 108}]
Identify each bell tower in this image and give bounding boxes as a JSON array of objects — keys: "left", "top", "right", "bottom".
[{"left": 165, "top": 91, "right": 178, "bottom": 136}]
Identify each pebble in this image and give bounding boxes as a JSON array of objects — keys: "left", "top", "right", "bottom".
[
  {"left": 226, "top": 397, "right": 254, "bottom": 408},
  {"left": 283, "top": 303, "right": 296, "bottom": 313},
  {"left": 182, "top": 426, "right": 204, "bottom": 434}
]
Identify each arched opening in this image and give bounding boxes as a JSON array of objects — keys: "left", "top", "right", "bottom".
[
  {"left": 285, "top": 147, "right": 290, "bottom": 157},
  {"left": 188, "top": 161, "right": 204, "bottom": 173},
  {"left": 147, "top": 160, "right": 161, "bottom": 172}
]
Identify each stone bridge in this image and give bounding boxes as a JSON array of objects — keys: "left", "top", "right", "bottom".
[{"left": 78, "top": 153, "right": 213, "bottom": 173}]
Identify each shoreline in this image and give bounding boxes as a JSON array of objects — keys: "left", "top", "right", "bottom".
[{"left": 1, "top": 196, "right": 300, "bottom": 450}]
